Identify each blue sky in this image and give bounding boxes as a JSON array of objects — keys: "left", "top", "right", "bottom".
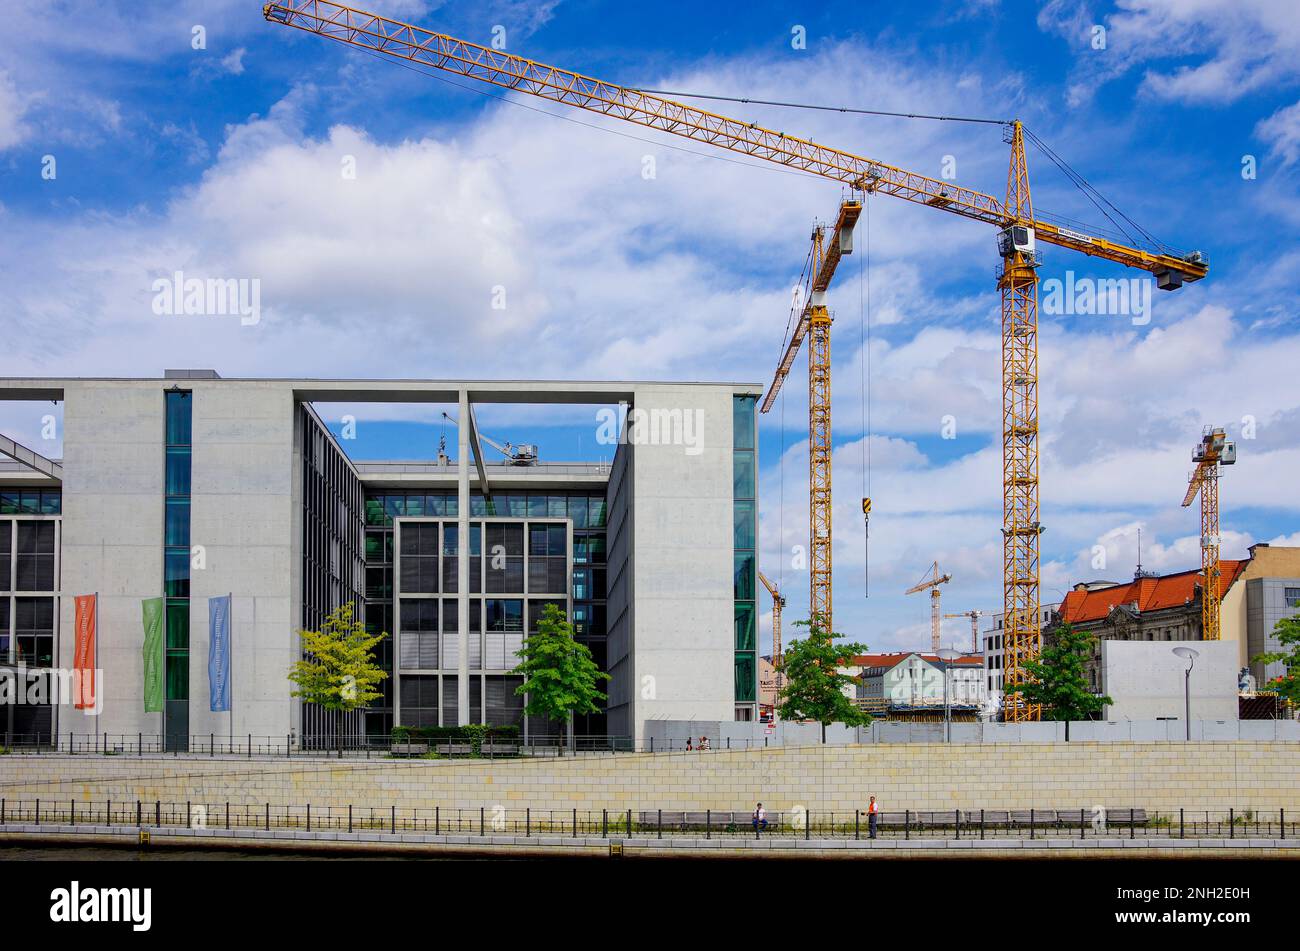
[{"left": 1, "top": 0, "right": 1298, "bottom": 656}]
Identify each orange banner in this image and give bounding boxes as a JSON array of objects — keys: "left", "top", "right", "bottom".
[{"left": 74, "top": 594, "right": 96, "bottom": 710}]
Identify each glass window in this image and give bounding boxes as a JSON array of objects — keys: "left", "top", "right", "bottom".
[
  {"left": 734, "top": 653, "right": 756, "bottom": 702},
  {"left": 365, "top": 566, "right": 391, "bottom": 600},
  {"left": 165, "top": 652, "right": 189, "bottom": 700},
  {"left": 0, "top": 491, "right": 17, "bottom": 514},
  {"left": 733, "top": 450, "right": 755, "bottom": 499},
  {"left": 588, "top": 496, "right": 608, "bottom": 527},
  {"left": 15, "top": 522, "right": 55, "bottom": 590},
  {"left": 365, "top": 497, "right": 386, "bottom": 527},
  {"left": 405, "top": 495, "right": 425, "bottom": 517},
  {"left": 732, "top": 395, "right": 756, "bottom": 450},
  {"left": 364, "top": 531, "right": 390, "bottom": 563},
  {"left": 166, "top": 600, "right": 190, "bottom": 650},
  {"left": 735, "top": 602, "right": 756, "bottom": 651},
  {"left": 485, "top": 599, "right": 524, "bottom": 632},
  {"left": 547, "top": 496, "right": 567, "bottom": 519},
  {"left": 39, "top": 491, "right": 61, "bottom": 515},
  {"left": 165, "top": 446, "right": 191, "bottom": 497},
  {"left": 384, "top": 496, "right": 405, "bottom": 522},
  {"left": 165, "top": 498, "right": 191, "bottom": 547},
  {"left": 734, "top": 500, "right": 756, "bottom": 550},
  {"left": 573, "top": 568, "right": 592, "bottom": 600},
  {"left": 528, "top": 495, "right": 548, "bottom": 518},
  {"left": 165, "top": 390, "right": 192, "bottom": 445},
  {"left": 568, "top": 496, "right": 588, "bottom": 529},
  {"left": 734, "top": 552, "right": 755, "bottom": 601},
  {"left": 165, "top": 549, "right": 190, "bottom": 598}
]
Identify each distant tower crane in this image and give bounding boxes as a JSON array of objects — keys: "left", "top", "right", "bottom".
[
  {"left": 758, "top": 571, "right": 786, "bottom": 703},
  {"left": 905, "top": 562, "right": 952, "bottom": 652},
  {"left": 945, "top": 609, "right": 984, "bottom": 653},
  {"left": 1181, "top": 426, "right": 1236, "bottom": 640},
  {"left": 265, "top": 0, "right": 1210, "bottom": 720}
]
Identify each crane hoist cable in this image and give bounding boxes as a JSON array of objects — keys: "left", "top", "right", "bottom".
[{"left": 859, "top": 196, "right": 872, "bottom": 598}]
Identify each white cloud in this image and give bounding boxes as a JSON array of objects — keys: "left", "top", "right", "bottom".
[
  {"left": 1039, "top": 0, "right": 1300, "bottom": 106},
  {"left": 1257, "top": 99, "right": 1300, "bottom": 167},
  {"left": 0, "top": 69, "right": 28, "bottom": 150}
]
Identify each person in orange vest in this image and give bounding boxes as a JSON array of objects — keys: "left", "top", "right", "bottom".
[{"left": 867, "top": 796, "right": 880, "bottom": 839}]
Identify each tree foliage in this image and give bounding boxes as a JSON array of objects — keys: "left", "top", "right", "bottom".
[
  {"left": 513, "top": 603, "right": 608, "bottom": 739},
  {"left": 288, "top": 602, "right": 388, "bottom": 714},
  {"left": 776, "top": 617, "right": 872, "bottom": 740},
  {"left": 1005, "top": 622, "right": 1111, "bottom": 722},
  {"left": 1252, "top": 612, "right": 1300, "bottom": 705}
]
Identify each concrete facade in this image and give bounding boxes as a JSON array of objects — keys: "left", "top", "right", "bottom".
[
  {"left": 0, "top": 374, "right": 760, "bottom": 745},
  {"left": 607, "top": 386, "right": 739, "bottom": 739},
  {"left": 1101, "top": 639, "right": 1238, "bottom": 721}
]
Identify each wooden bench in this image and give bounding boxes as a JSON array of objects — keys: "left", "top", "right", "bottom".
[{"left": 636, "top": 810, "right": 784, "bottom": 831}]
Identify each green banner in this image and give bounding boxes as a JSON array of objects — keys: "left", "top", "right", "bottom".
[{"left": 142, "top": 597, "right": 164, "bottom": 713}]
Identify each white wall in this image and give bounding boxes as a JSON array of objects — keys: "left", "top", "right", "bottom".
[
  {"left": 1101, "top": 639, "right": 1238, "bottom": 721},
  {"left": 57, "top": 382, "right": 166, "bottom": 736},
  {"left": 628, "top": 385, "right": 737, "bottom": 737},
  {"left": 187, "top": 382, "right": 298, "bottom": 739}
]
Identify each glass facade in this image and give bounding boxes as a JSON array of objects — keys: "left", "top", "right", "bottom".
[
  {"left": 733, "top": 395, "right": 758, "bottom": 713},
  {"left": 0, "top": 501, "right": 61, "bottom": 742},
  {"left": 163, "top": 390, "right": 192, "bottom": 750},
  {"left": 365, "top": 490, "right": 607, "bottom": 735},
  {"left": 392, "top": 515, "right": 568, "bottom": 730},
  {"left": 299, "top": 405, "right": 366, "bottom": 745}
]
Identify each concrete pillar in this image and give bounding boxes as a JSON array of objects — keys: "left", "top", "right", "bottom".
[{"left": 457, "top": 389, "right": 470, "bottom": 726}]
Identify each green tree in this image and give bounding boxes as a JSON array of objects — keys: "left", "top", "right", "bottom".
[
  {"left": 513, "top": 603, "right": 608, "bottom": 751},
  {"left": 1252, "top": 612, "right": 1300, "bottom": 706},
  {"left": 1004, "top": 622, "right": 1111, "bottom": 740},
  {"left": 288, "top": 602, "right": 388, "bottom": 755},
  {"left": 776, "top": 617, "right": 872, "bottom": 742}
]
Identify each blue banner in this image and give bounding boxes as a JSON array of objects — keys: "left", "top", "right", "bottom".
[{"left": 208, "top": 594, "right": 232, "bottom": 713}]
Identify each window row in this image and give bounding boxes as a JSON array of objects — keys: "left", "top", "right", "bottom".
[
  {"left": 0, "top": 521, "right": 57, "bottom": 592},
  {"left": 0, "top": 596, "right": 55, "bottom": 667},
  {"left": 0, "top": 490, "right": 61, "bottom": 516},
  {"left": 398, "top": 674, "right": 525, "bottom": 728},
  {"left": 366, "top": 493, "right": 608, "bottom": 528}
]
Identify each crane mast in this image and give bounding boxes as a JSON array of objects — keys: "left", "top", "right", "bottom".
[
  {"left": 265, "top": 0, "right": 1210, "bottom": 721},
  {"left": 757, "top": 571, "right": 786, "bottom": 703},
  {"left": 1182, "top": 426, "right": 1236, "bottom": 641},
  {"left": 905, "top": 562, "right": 951, "bottom": 652}
]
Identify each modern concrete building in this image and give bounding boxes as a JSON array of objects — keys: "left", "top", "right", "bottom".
[{"left": 0, "top": 372, "right": 761, "bottom": 748}]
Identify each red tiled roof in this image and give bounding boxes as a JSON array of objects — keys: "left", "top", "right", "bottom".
[{"left": 1058, "top": 561, "right": 1246, "bottom": 625}]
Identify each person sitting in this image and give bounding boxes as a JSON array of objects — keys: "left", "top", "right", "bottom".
[{"left": 752, "top": 802, "right": 767, "bottom": 833}]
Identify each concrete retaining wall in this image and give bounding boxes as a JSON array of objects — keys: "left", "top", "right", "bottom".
[{"left": 2, "top": 742, "right": 1297, "bottom": 814}]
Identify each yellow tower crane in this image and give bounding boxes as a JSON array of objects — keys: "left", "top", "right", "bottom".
[
  {"left": 763, "top": 201, "right": 861, "bottom": 634},
  {"left": 1181, "top": 426, "right": 1236, "bottom": 641},
  {"left": 905, "top": 562, "right": 951, "bottom": 652},
  {"left": 757, "top": 570, "right": 786, "bottom": 699},
  {"left": 945, "top": 610, "right": 984, "bottom": 653},
  {"left": 264, "top": 0, "right": 1210, "bottom": 721}
]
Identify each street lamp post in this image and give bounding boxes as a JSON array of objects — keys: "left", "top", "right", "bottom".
[
  {"left": 937, "top": 648, "right": 961, "bottom": 743},
  {"left": 1172, "top": 646, "right": 1199, "bottom": 741}
]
